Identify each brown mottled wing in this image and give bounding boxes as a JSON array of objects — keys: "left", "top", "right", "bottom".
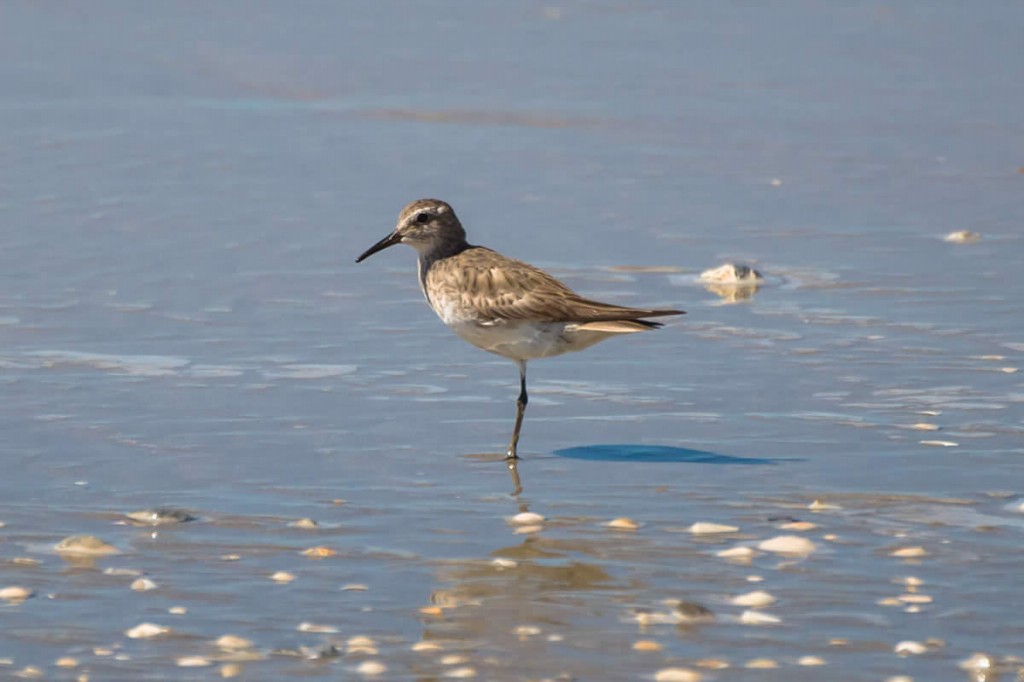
[{"left": 427, "top": 247, "right": 684, "bottom": 323}]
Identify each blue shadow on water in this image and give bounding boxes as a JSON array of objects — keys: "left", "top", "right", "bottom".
[{"left": 553, "top": 444, "right": 779, "bottom": 465}]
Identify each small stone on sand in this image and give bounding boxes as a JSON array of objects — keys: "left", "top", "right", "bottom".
[
  {"left": 730, "top": 590, "right": 775, "bottom": 607},
  {"left": 341, "top": 583, "right": 369, "bottom": 591},
  {"left": 514, "top": 625, "right": 541, "bottom": 638},
  {"left": 745, "top": 658, "right": 778, "bottom": 669},
  {"left": 55, "top": 658, "right": 78, "bottom": 669},
  {"left": 654, "top": 668, "right": 702, "bottom": 682},
  {"left": 688, "top": 522, "right": 739, "bottom": 534},
  {"left": 699, "top": 264, "right": 762, "bottom": 284},
  {"left": 419, "top": 606, "right": 443, "bottom": 616},
  {"left": 798, "top": 656, "right": 826, "bottom": 666},
  {"left": 944, "top": 230, "right": 980, "bottom": 244},
  {"left": 177, "top": 656, "right": 212, "bottom": 668},
  {"left": 301, "top": 546, "right": 336, "bottom": 558},
  {"left": 716, "top": 546, "right": 755, "bottom": 559},
  {"left": 270, "top": 571, "right": 296, "bottom": 583},
  {"left": 895, "top": 641, "right": 927, "bottom": 655},
  {"left": 446, "top": 667, "right": 477, "bottom": 678},
  {"left": 298, "top": 622, "right": 339, "bottom": 634},
  {"left": 130, "top": 578, "right": 158, "bottom": 592},
  {"left": 960, "top": 652, "right": 992, "bottom": 671},
  {"left": 289, "top": 518, "right": 319, "bottom": 529},
  {"left": 911, "top": 423, "right": 940, "bottom": 431},
  {"left": 740, "top": 610, "right": 781, "bottom": 625},
  {"left": 808, "top": 500, "right": 841, "bottom": 511},
  {"left": 55, "top": 535, "right": 120, "bottom": 556},
  {"left": 779, "top": 521, "right": 817, "bottom": 531},
  {"left": 356, "top": 660, "right": 387, "bottom": 676},
  {"left": 605, "top": 517, "right": 640, "bottom": 530},
  {"left": 920, "top": 439, "right": 958, "bottom": 447},
  {"left": 890, "top": 546, "right": 928, "bottom": 558},
  {"left": 509, "top": 512, "right": 545, "bottom": 525},
  {"left": 440, "top": 655, "right": 467, "bottom": 665},
  {"left": 412, "top": 641, "right": 443, "bottom": 652},
  {"left": 899, "top": 594, "right": 932, "bottom": 604},
  {"left": 125, "top": 623, "right": 168, "bottom": 639},
  {"left": 124, "top": 508, "right": 195, "bottom": 526},
  {"left": 491, "top": 558, "right": 517, "bottom": 568},
  {"left": 168, "top": 606, "right": 187, "bottom": 615},
  {"left": 215, "top": 635, "right": 253, "bottom": 650},
  {"left": 0, "top": 586, "right": 34, "bottom": 601},
  {"left": 757, "top": 535, "right": 817, "bottom": 555},
  {"left": 633, "top": 640, "right": 662, "bottom": 652}
]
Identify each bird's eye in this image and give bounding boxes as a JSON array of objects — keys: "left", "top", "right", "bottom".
[{"left": 415, "top": 212, "right": 430, "bottom": 224}]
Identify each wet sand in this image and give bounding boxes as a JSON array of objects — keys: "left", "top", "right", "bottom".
[{"left": 1, "top": 2, "right": 1022, "bottom": 680}]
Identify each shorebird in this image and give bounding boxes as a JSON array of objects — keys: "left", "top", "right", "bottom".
[{"left": 356, "top": 199, "right": 683, "bottom": 459}]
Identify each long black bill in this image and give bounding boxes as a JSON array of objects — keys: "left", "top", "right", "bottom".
[{"left": 355, "top": 231, "right": 402, "bottom": 263}]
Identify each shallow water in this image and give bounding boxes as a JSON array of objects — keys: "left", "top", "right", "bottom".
[{"left": 1, "top": 2, "right": 1022, "bottom": 680}]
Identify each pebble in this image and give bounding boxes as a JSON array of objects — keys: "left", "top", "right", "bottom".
[
  {"left": 301, "top": 546, "right": 336, "bottom": 558},
  {"left": 509, "top": 512, "right": 545, "bottom": 525},
  {"left": 757, "top": 535, "right": 817, "bottom": 555},
  {"left": 944, "top": 230, "right": 981, "bottom": 243},
  {"left": 514, "top": 625, "right": 542, "bottom": 638},
  {"left": 911, "top": 423, "right": 940, "bottom": 431},
  {"left": 808, "top": 499, "right": 841, "bottom": 511},
  {"left": 899, "top": 594, "right": 933, "bottom": 604},
  {"left": 130, "top": 577, "right": 158, "bottom": 591},
  {"left": 745, "top": 658, "right": 778, "bottom": 669},
  {"left": 730, "top": 590, "right": 775, "bottom": 607},
  {"left": 341, "top": 583, "right": 369, "bottom": 591},
  {"left": 446, "top": 667, "right": 477, "bottom": 678},
  {"left": 695, "top": 659, "right": 729, "bottom": 670},
  {"left": 491, "top": 558, "right": 517, "bottom": 568},
  {"left": 699, "top": 264, "right": 762, "bottom": 284},
  {"left": 715, "top": 546, "right": 754, "bottom": 559},
  {"left": 54, "top": 535, "right": 120, "bottom": 556},
  {"left": 798, "top": 656, "right": 827, "bottom": 666},
  {"left": 356, "top": 660, "right": 387, "bottom": 676},
  {"left": 632, "top": 640, "right": 662, "bottom": 652},
  {"left": 903, "top": 576, "right": 924, "bottom": 587},
  {"left": 220, "top": 663, "right": 243, "bottom": 678},
  {"left": 419, "top": 606, "right": 444, "bottom": 616},
  {"left": 289, "top": 518, "right": 319, "bottom": 529},
  {"left": 604, "top": 517, "right": 640, "bottom": 530},
  {"left": 890, "top": 546, "right": 928, "bottom": 558},
  {"left": 895, "top": 641, "right": 927, "bottom": 655},
  {"left": 779, "top": 521, "right": 817, "bottom": 531},
  {"left": 297, "top": 622, "right": 338, "bottom": 634},
  {"left": 177, "top": 656, "right": 213, "bottom": 668},
  {"left": 14, "top": 666, "right": 43, "bottom": 678},
  {"left": 125, "top": 623, "right": 169, "bottom": 639},
  {"left": 671, "top": 600, "right": 715, "bottom": 622},
  {"left": 215, "top": 635, "right": 253, "bottom": 650},
  {"left": 124, "top": 508, "right": 195, "bottom": 526},
  {"left": 55, "top": 658, "right": 78, "bottom": 669},
  {"left": 412, "top": 641, "right": 443, "bottom": 652},
  {"left": 654, "top": 667, "right": 702, "bottom": 682},
  {"left": 168, "top": 606, "right": 187, "bottom": 615},
  {"left": 0, "top": 586, "right": 35, "bottom": 601},
  {"left": 220, "top": 554, "right": 241, "bottom": 561},
  {"left": 688, "top": 522, "right": 739, "bottom": 534},
  {"left": 740, "top": 609, "right": 781, "bottom": 625},
  {"left": 960, "top": 652, "right": 992, "bottom": 671},
  {"left": 920, "top": 440, "right": 958, "bottom": 447},
  {"left": 1000, "top": 366, "right": 1018, "bottom": 373},
  {"left": 11, "top": 557, "right": 40, "bottom": 566},
  {"left": 440, "top": 655, "right": 467, "bottom": 665},
  {"left": 270, "top": 571, "right": 296, "bottom": 583}
]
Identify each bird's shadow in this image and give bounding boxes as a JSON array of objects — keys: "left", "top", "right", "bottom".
[{"left": 552, "top": 443, "right": 781, "bottom": 465}]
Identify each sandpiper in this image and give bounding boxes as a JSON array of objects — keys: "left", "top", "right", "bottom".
[{"left": 356, "top": 199, "right": 683, "bottom": 459}]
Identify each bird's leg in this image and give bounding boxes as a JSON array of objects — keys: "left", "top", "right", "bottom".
[{"left": 506, "top": 361, "right": 528, "bottom": 459}]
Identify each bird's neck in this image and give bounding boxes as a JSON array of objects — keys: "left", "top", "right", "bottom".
[{"left": 417, "top": 240, "right": 471, "bottom": 305}]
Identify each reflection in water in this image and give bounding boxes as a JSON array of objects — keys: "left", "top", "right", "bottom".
[
  {"left": 553, "top": 444, "right": 778, "bottom": 465},
  {"left": 702, "top": 280, "right": 761, "bottom": 302}
]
